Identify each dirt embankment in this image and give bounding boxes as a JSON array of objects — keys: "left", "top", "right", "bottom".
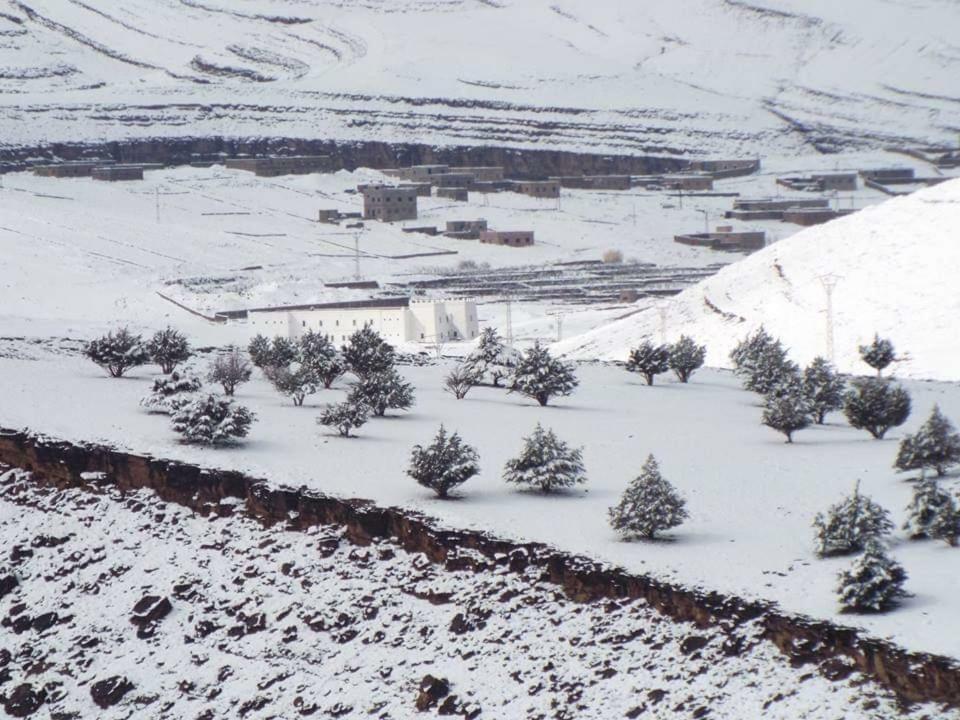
[{"left": 1, "top": 428, "right": 958, "bottom": 706}]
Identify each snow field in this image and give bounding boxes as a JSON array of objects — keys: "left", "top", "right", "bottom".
[{"left": 1, "top": 345, "right": 959, "bottom": 660}]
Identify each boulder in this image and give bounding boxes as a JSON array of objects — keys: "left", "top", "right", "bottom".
[
  {"left": 90, "top": 676, "right": 134, "bottom": 709},
  {"left": 415, "top": 674, "right": 450, "bottom": 711}
]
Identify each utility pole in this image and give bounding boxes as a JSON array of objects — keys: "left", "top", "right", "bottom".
[
  {"left": 818, "top": 274, "right": 840, "bottom": 364},
  {"left": 155, "top": 186, "right": 160, "bottom": 223},
  {"left": 547, "top": 311, "right": 564, "bottom": 342},
  {"left": 632, "top": 202, "right": 637, "bottom": 227},
  {"left": 698, "top": 208, "right": 709, "bottom": 234},
  {"left": 353, "top": 231, "right": 361, "bottom": 281},
  {"left": 504, "top": 294, "right": 514, "bottom": 348}
]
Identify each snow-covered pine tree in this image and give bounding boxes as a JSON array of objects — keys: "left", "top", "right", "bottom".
[
  {"left": 464, "top": 327, "right": 519, "bottom": 387},
  {"left": 858, "top": 334, "right": 896, "bottom": 376},
  {"left": 802, "top": 357, "right": 846, "bottom": 424},
  {"left": 929, "top": 498, "right": 960, "bottom": 547},
  {"left": 299, "top": 330, "right": 346, "bottom": 389},
  {"left": 140, "top": 371, "right": 203, "bottom": 414},
  {"left": 503, "top": 424, "right": 586, "bottom": 493},
  {"left": 625, "top": 341, "right": 671, "bottom": 386},
  {"left": 903, "top": 477, "right": 955, "bottom": 539},
  {"left": 171, "top": 394, "right": 255, "bottom": 445},
  {"left": 342, "top": 325, "right": 396, "bottom": 378},
  {"left": 146, "top": 327, "right": 192, "bottom": 374},
  {"left": 207, "top": 347, "right": 252, "bottom": 396},
  {"left": 836, "top": 539, "right": 908, "bottom": 613},
  {"left": 407, "top": 425, "right": 480, "bottom": 499},
  {"left": 317, "top": 400, "right": 370, "bottom": 438},
  {"left": 730, "top": 328, "right": 798, "bottom": 395},
  {"left": 668, "top": 335, "right": 706, "bottom": 383},
  {"left": 444, "top": 362, "right": 482, "bottom": 400},
  {"left": 894, "top": 405, "right": 960, "bottom": 477},
  {"left": 730, "top": 326, "right": 776, "bottom": 374},
  {"left": 509, "top": 341, "right": 579, "bottom": 406},
  {"left": 812, "top": 482, "right": 894, "bottom": 556},
  {"left": 84, "top": 327, "right": 150, "bottom": 378},
  {"left": 267, "top": 364, "right": 319, "bottom": 406},
  {"left": 608, "top": 454, "right": 688, "bottom": 540},
  {"left": 843, "top": 377, "right": 911, "bottom": 439},
  {"left": 248, "top": 335, "right": 299, "bottom": 370},
  {"left": 347, "top": 368, "right": 415, "bottom": 417},
  {"left": 761, "top": 387, "right": 811, "bottom": 443}
]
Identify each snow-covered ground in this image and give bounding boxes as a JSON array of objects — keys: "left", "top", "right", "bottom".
[
  {"left": 1, "top": 342, "right": 959, "bottom": 662},
  {"left": 4, "top": 468, "right": 945, "bottom": 719},
  {"left": 1, "top": 0, "right": 958, "bottom": 155},
  {"left": 558, "top": 177, "right": 960, "bottom": 381}
]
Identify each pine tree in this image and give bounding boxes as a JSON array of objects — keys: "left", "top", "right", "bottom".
[
  {"left": 140, "top": 371, "right": 203, "bottom": 414},
  {"left": 903, "top": 477, "right": 955, "bottom": 539},
  {"left": 509, "top": 341, "right": 579, "bottom": 406},
  {"left": 171, "top": 394, "right": 255, "bottom": 445},
  {"left": 300, "top": 330, "right": 346, "bottom": 389},
  {"left": 207, "top": 347, "right": 252, "bottom": 396},
  {"left": 730, "top": 328, "right": 798, "bottom": 395},
  {"left": 464, "top": 327, "right": 519, "bottom": 387},
  {"left": 267, "top": 364, "right": 319, "bottom": 407},
  {"left": 626, "top": 341, "right": 670, "bottom": 386},
  {"left": 317, "top": 400, "right": 369, "bottom": 438},
  {"left": 843, "top": 377, "right": 911, "bottom": 440},
  {"left": 859, "top": 334, "right": 896, "bottom": 376},
  {"left": 342, "top": 325, "right": 395, "bottom": 378},
  {"left": 608, "top": 455, "right": 688, "bottom": 540},
  {"left": 407, "top": 426, "right": 480, "bottom": 499},
  {"left": 444, "top": 362, "right": 482, "bottom": 400},
  {"left": 84, "top": 327, "right": 150, "bottom": 378},
  {"left": 347, "top": 368, "right": 415, "bottom": 417},
  {"left": 802, "top": 357, "right": 846, "bottom": 424},
  {"left": 836, "top": 540, "right": 908, "bottom": 613},
  {"left": 762, "top": 388, "right": 811, "bottom": 443},
  {"left": 894, "top": 405, "right": 960, "bottom": 477},
  {"left": 929, "top": 499, "right": 960, "bottom": 547},
  {"left": 813, "top": 483, "right": 894, "bottom": 557},
  {"left": 503, "top": 424, "right": 586, "bottom": 493},
  {"left": 248, "top": 334, "right": 271, "bottom": 368},
  {"left": 668, "top": 335, "right": 706, "bottom": 383},
  {"left": 146, "top": 327, "right": 191, "bottom": 374}
]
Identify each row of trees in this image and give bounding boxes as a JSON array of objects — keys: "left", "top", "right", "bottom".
[
  {"left": 407, "top": 424, "right": 688, "bottom": 540},
  {"left": 441, "top": 329, "right": 579, "bottom": 407},
  {"left": 623, "top": 336, "right": 706, "bottom": 385},
  {"left": 726, "top": 328, "right": 914, "bottom": 443}
]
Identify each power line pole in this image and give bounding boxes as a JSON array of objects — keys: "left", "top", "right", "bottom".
[
  {"left": 353, "top": 231, "right": 361, "bottom": 281},
  {"left": 818, "top": 274, "right": 840, "bottom": 364},
  {"left": 504, "top": 294, "right": 514, "bottom": 348}
]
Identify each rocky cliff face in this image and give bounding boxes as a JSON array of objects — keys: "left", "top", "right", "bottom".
[
  {"left": 1, "top": 428, "right": 957, "bottom": 707},
  {"left": 0, "top": 137, "right": 687, "bottom": 178}
]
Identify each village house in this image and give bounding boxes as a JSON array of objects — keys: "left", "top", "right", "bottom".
[
  {"left": 549, "top": 175, "right": 631, "bottom": 190},
  {"left": 776, "top": 172, "right": 858, "bottom": 192},
  {"left": 687, "top": 159, "right": 760, "bottom": 178},
  {"left": 725, "top": 197, "right": 830, "bottom": 221},
  {"left": 224, "top": 155, "right": 330, "bottom": 177},
  {"left": 32, "top": 160, "right": 115, "bottom": 178},
  {"left": 436, "top": 187, "right": 469, "bottom": 201},
  {"left": 445, "top": 220, "right": 488, "bottom": 239},
  {"left": 662, "top": 173, "right": 714, "bottom": 191},
  {"left": 92, "top": 165, "right": 144, "bottom": 181},
  {"left": 674, "top": 228, "right": 765, "bottom": 252},
  {"left": 362, "top": 186, "right": 419, "bottom": 222},
  {"left": 247, "top": 297, "right": 479, "bottom": 345},
  {"left": 511, "top": 180, "right": 561, "bottom": 199},
  {"left": 479, "top": 230, "right": 535, "bottom": 247}
]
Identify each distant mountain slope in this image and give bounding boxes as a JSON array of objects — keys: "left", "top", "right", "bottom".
[
  {"left": 1, "top": 0, "right": 958, "bottom": 154},
  {"left": 556, "top": 178, "right": 960, "bottom": 380}
]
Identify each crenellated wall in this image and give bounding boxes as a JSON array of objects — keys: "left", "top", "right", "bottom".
[{"left": 1, "top": 428, "right": 957, "bottom": 706}]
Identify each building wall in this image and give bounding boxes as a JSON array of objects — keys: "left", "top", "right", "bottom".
[
  {"left": 513, "top": 181, "right": 560, "bottom": 198},
  {"left": 92, "top": 166, "right": 144, "bottom": 181},
  {"left": 362, "top": 187, "right": 418, "bottom": 221},
  {"left": 479, "top": 230, "right": 535, "bottom": 247},
  {"left": 436, "top": 187, "right": 468, "bottom": 201},
  {"left": 812, "top": 173, "right": 858, "bottom": 192},
  {"left": 248, "top": 300, "right": 478, "bottom": 344},
  {"left": 663, "top": 174, "right": 714, "bottom": 191}
]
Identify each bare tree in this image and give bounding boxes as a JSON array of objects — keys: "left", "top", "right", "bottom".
[{"left": 207, "top": 347, "right": 252, "bottom": 396}]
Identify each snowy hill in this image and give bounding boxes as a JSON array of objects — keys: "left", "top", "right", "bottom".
[
  {"left": 1, "top": 0, "right": 959, "bottom": 155},
  {"left": 556, "top": 178, "right": 960, "bottom": 380}
]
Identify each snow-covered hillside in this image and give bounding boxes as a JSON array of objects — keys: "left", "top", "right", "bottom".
[
  {"left": 557, "top": 178, "right": 960, "bottom": 381},
  {"left": 1, "top": 0, "right": 958, "bottom": 155}
]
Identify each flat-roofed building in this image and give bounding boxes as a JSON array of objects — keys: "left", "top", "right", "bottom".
[
  {"left": 479, "top": 230, "right": 534, "bottom": 247},
  {"left": 33, "top": 160, "right": 116, "bottom": 178},
  {"left": 436, "top": 187, "right": 469, "bottom": 201},
  {"left": 225, "top": 155, "right": 330, "bottom": 177},
  {"left": 247, "top": 297, "right": 479, "bottom": 344},
  {"left": 92, "top": 165, "right": 144, "bottom": 181},
  {"left": 512, "top": 180, "right": 560, "bottom": 199},
  {"left": 663, "top": 173, "right": 714, "bottom": 191},
  {"left": 362, "top": 186, "right": 418, "bottom": 222}
]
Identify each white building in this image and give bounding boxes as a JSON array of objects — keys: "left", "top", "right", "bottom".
[{"left": 247, "top": 298, "right": 479, "bottom": 345}]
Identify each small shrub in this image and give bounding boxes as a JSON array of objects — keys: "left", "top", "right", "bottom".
[
  {"left": 608, "top": 455, "right": 688, "bottom": 540},
  {"left": 813, "top": 483, "right": 893, "bottom": 557},
  {"left": 503, "top": 424, "right": 586, "bottom": 493},
  {"left": 843, "top": 377, "right": 911, "bottom": 440},
  {"left": 146, "top": 327, "right": 191, "bottom": 374},
  {"left": 207, "top": 347, "right": 252, "bottom": 396},
  {"left": 171, "top": 394, "right": 255, "bottom": 445},
  {"left": 601, "top": 249, "right": 623, "bottom": 264},
  {"left": 84, "top": 328, "right": 150, "bottom": 378},
  {"left": 444, "top": 362, "right": 481, "bottom": 400},
  {"left": 407, "top": 426, "right": 479, "bottom": 499},
  {"left": 836, "top": 540, "right": 908, "bottom": 613},
  {"left": 317, "top": 400, "right": 369, "bottom": 438}
]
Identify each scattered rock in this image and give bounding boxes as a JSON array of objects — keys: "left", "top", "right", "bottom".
[
  {"left": 0, "top": 575, "right": 17, "bottom": 600},
  {"left": 90, "top": 676, "right": 134, "bottom": 709},
  {"left": 415, "top": 674, "right": 450, "bottom": 711},
  {"left": 680, "top": 635, "right": 709, "bottom": 655},
  {"left": 3, "top": 682, "right": 46, "bottom": 717},
  {"left": 130, "top": 595, "right": 172, "bottom": 627}
]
